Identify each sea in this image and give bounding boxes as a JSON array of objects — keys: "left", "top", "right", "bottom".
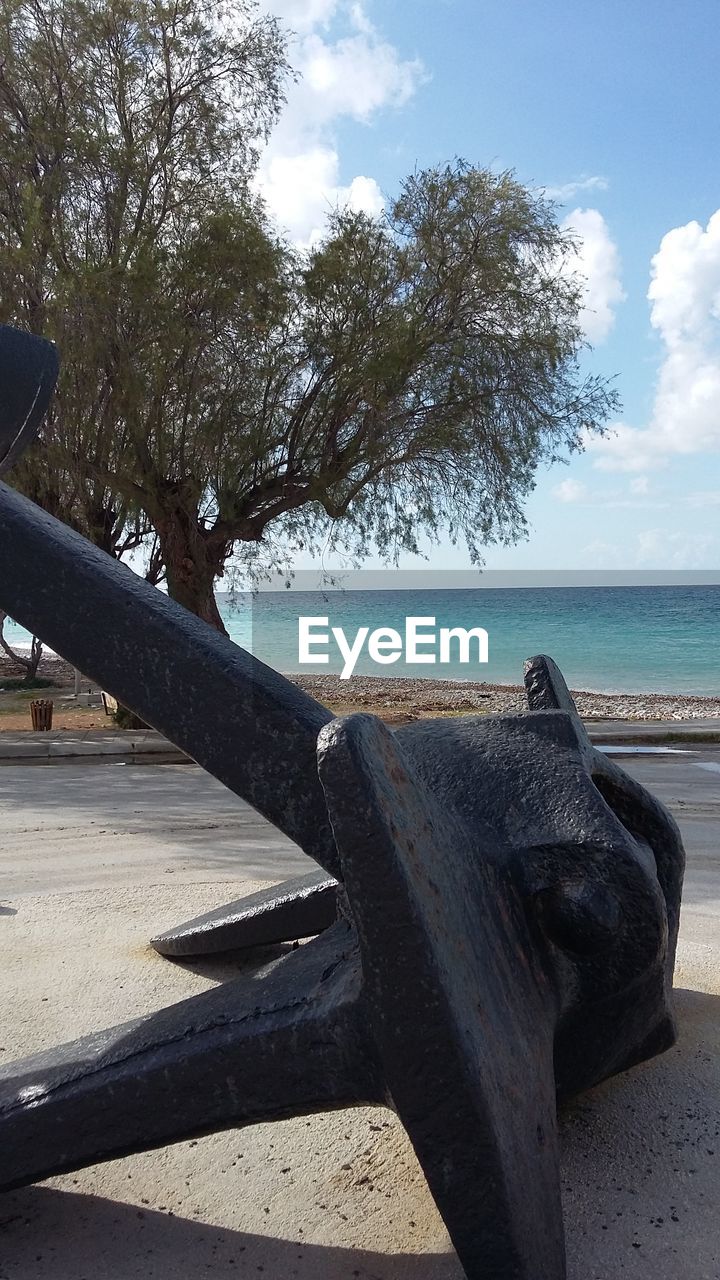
[{"left": 4, "top": 582, "right": 719, "bottom": 695}]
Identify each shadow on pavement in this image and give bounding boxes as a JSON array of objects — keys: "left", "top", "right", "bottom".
[{"left": 0, "top": 1185, "right": 461, "bottom": 1279}]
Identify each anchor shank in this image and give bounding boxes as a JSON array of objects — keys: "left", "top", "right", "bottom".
[
  {"left": 0, "top": 481, "right": 337, "bottom": 872},
  {"left": 0, "top": 326, "right": 58, "bottom": 476},
  {"left": 318, "top": 715, "right": 566, "bottom": 1280}
]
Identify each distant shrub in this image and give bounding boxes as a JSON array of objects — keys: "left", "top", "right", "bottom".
[
  {"left": 113, "top": 704, "right": 149, "bottom": 730},
  {"left": 0, "top": 676, "right": 55, "bottom": 691}
]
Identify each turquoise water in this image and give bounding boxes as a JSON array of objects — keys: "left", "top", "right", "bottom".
[
  {"left": 4, "top": 584, "right": 720, "bottom": 695},
  {"left": 244, "top": 584, "right": 720, "bottom": 694}
]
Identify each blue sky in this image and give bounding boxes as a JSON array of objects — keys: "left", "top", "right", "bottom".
[{"left": 257, "top": 0, "right": 720, "bottom": 570}]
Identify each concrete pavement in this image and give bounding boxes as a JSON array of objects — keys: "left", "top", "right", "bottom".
[
  {"left": 1, "top": 748, "right": 718, "bottom": 900},
  {"left": 588, "top": 716, "right": 720, "bottom": 742},
  {"left": 0, "top": 716, "right": 717, "bottom": 764},
  {"left": 604, "top": 747, "right": 720, "bottom": 958},
  {"left": 0, "top": 761, "right": 310, "bottom": 897},
  {"left": 0, "top": 751, "right": 719, "bottom": 1278},
  {"left": 0, "top": 727, "right": 184, "bottom": 761}
]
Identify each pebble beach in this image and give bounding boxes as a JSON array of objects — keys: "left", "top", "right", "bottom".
[
  {"left": 291, "top": 673, "right": 720, "bottom": 721},
  {"left": 3, "top": 653, "right": 720, "bottom": 723}
]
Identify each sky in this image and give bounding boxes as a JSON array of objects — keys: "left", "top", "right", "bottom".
[{"left": 253, "top": 0, "right": 720, "bottom": 572}]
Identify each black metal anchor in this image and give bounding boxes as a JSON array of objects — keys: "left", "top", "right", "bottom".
[{"left": 0, "top": 325, "right": 686, "bottom": 1279}]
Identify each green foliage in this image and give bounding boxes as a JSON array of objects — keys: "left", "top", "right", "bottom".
[
  {"left": 0, "top": 676, "right": 54, "bottom": 690},
  {"left": 0, "top": 0, "right": 619, "bottom": 623},
  {"left": 266, "top": 164, "right": 618, "bottom": 563},
  {"left": 0, "top": 0, "right": 288, "bottom": 568},
  {"left": 112, "top": 703, "right": 148, "bottom": 728}
]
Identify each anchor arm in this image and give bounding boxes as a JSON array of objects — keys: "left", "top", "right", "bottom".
[
  {"left": 0, "top": 922, "right": 379, "bottom": 1191},
  {"left": 151, "top": 869, "right": 339, "bottom": 957}
]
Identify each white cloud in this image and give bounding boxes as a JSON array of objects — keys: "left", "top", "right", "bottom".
[
  {"left": 576, "top": 538, "right": 626, "bottom": 569},
  {"left": 635, "top": 529, "right": 718, "bottom": 569},
  {"left": 587, "top": 422, "right": 655, "bottom": 471},
  {"left": 299, "top": 29, "right": 421, "bottom": 123},
  {"left": 544, "top": 175, "right": 608, "bottom": 202},
  {"left": 260, "top": 145, "right": 384, "bottom": 246},
  {"left": 560, "top": 208, "right": 626, "bottom": 344},
  {"left": 268, "top": 0, "right": 339, "bottom": 33},
  {"left": 549, "top": 473, "right": 667, "bottom": 510},
  {"left": 590, "top": 210, "right": 720, "bottom": 471},
  {"left": 257, "top": 2, "right": 425, "bottom": 247},
  {"left": 553, "top": 478, "right": 588, "bottom": 502},
  {"left": 578, "top": 530, "right": 718, "bottom": 569},
  {"left": 686, "top": 490, "right": 720, "bottom": 508}
]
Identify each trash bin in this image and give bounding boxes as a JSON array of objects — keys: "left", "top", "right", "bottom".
[{"left": 30, "top": 699, "right": 53, "bottom": 731}]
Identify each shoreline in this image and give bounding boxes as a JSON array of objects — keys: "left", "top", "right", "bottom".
[
  {"left": 290, "top": 672, "right": 720, "bottom": 721},
  {"left": 3, "top": 653, "right": 720, "bottom": 723}
]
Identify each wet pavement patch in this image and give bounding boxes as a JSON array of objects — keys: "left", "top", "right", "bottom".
[{"left": 598, "top": 745, "right": 693, "bottom": 756}]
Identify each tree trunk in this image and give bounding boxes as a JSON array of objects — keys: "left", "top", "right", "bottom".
[
  {"left": 155, "top": 509, "right": 228, "bottom": 635},
  {"left": 0, "top": 610, "right": 44, "bottom": 679}
]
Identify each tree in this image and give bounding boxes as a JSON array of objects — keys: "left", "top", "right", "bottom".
[
  {"left": 0, "top": 609, "right": 44, "bottom": 680},
  {"left": 263, "top": 167, "right": 618, "bottom": 565},
  {"left": 0, "top": 0, "right": 619, "bottom": 630},
  {"left": 0, "top": 0, "right": 289, "bottom": 622},
  {"left": 108, "top": 164, "right": 616, "bottom": 617}
]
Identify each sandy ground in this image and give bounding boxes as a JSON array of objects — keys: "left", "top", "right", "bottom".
[
  {"left": 0, "top": 654, "right": 114, "bottom": 730},
  {"left": 1, "top": 752, "right": 720, "bottom": 1278},
  {"left": 1, "top": 889, "right": 719, "bottom": 1279},
  {"left": 0, "top": 883, "right": 462, "bottom": 1279},
  {"left": 0, "top": 708, "right": 114, "bottom": 731}
]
